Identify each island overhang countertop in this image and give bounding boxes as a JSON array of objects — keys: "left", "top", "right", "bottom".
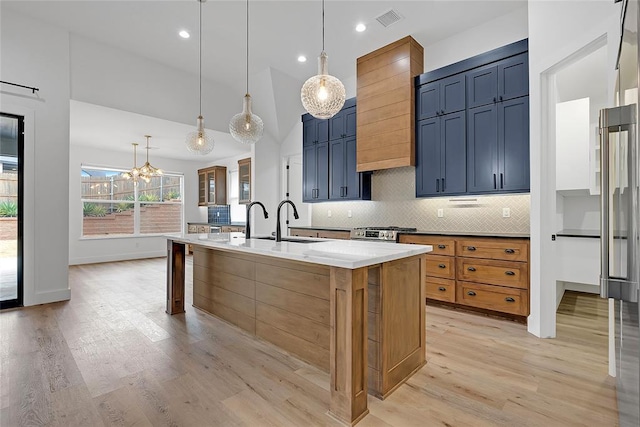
[{"left": 168, "top": 232, "right": 432, "bottom": 269}]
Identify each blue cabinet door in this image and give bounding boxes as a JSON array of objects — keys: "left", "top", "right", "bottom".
[
  {"left": 416, "top": 118, "right": 442, "bottom": 196},
  {"left": 329, "top": 106, "right": 356, "bottom": 140},
  {"left": 317, "top": 119, "right": 329, "bottom": 144},
  {"left": 466, "top": 65, "right": 498, "bottom": 109},
  {"left": 467, "top": 104, "right": 498, "bottom": 193},
  {"left": 440, "top": 74, "right": 466, "bottom": 115},
  {"left": 417, "top": 82, "right": 440, "bottom": 120},
  {"left": 303, "top": 143, "right": 317, "bottom": 202},
  {"left": 329, "top": 139, "right": 345, "bottom": 200},
  {"left": 498, "top": 96, "right": 529, "bottom": 191},
  {"left": 316, "top": 141, "right": 329, "bottom": 200},
  {"left": 303, "top": 118, "right": 317, "bottom": 147},
  {"left": 498, "top": 53, "right": 528, "bottom": 102},
  {"left": 441, "top": 111, "right": 466, "bottom": 195},
  {"left": 343, "top": 136, "right": 361, "bottom": 199}
]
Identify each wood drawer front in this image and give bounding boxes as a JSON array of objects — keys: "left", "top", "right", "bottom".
[
  {"left": 456, "top": 281, "right": 528, "bottom": 316},
  {"left": 456, "top": 238, "right": 529, "bottom": 261},
  {"left": 398, "top": 235, "right": 455, "bottom": 256},
  {"left": 425, "top": 255, "right": 455, "bottom": 279},
  {"left": 456, "top": 258, "right": 528, "bottom": 289},
  {"left": 317, "top": 230, "right": 350, "bottom": 240},
  {"left": 425, "top": 277, "right": 455, "bottom": 302},
  {"left": 187, "top": 225, "right": 198, "bottom": 233}
]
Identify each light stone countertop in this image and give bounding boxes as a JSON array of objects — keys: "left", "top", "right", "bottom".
[{"left": 168, "top": 232, "right": 432, "bottom": 269}]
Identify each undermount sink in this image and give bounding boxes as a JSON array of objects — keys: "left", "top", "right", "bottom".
[{"left": 254, "top": 236, "right": 321, "bottom": 244}]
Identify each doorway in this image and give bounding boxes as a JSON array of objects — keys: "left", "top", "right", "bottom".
[{"left": 0, "top": 113, "right": 24, "bottom": 309}]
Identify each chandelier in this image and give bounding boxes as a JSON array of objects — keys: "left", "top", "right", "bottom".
[
  {"left": 122, "top": 136, "right": 162, "bottom": 184},
  {"left": 300, "top": 0, "right": 346, "bottom": 119},
  {"left": 185, "top": 0, "right": 215, "bottom": 154},
  {"left": 229, "top": 0, "right": 264, "bottom": 144}
]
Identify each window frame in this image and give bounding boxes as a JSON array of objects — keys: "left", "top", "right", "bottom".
[{"left": 80, "top": 164, "right": 184, "bottom": 239}]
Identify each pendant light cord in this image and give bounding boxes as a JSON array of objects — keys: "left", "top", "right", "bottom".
[
  {"left": 321, "top": 0, "right": 325, "bottom": 51},
  {"left": 246, "top": 0, "right": 249, "bottom": 95},
  {"left": 145, "top": 136, "right": 150, "bottom": 162},
  {"left": 199, "top": 0, "right": 203, "bottom": 116}
]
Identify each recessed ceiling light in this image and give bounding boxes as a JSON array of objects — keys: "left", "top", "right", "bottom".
[
  {"left": 179, "top": 30, "right": 190, "bottom": 39},
  {"left": 355, "top": 23, "right": 366, "bottom": 32},
  {"left": 297, "top": 55, "right": 307, "bottom": 63}
]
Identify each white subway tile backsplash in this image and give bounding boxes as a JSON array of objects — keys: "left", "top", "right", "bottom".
[{"left": 311, "top": 167, "right": 530, "bottom": 233}]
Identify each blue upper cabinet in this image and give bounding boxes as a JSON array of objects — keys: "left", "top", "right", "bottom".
[
  {"left": 498, "top": 53, "right": 529, "bottom": 102},
  {"left": 415, "top": 39, "right": 529, "bottom": 197},
  {"left": 303, "top": 99, "right": 370, "bottom": 203},
  {"left": 416, "top": 111, "right": 466, "bottom": 197},
  {"left": 467, "top": 52, "right": 529, "bottom": 108},
  {"left": 466, "top": 97, "right": 530, "bottom": 194},
  {"left": 417, "top": 74, "right": 465, "bottom": 120}
]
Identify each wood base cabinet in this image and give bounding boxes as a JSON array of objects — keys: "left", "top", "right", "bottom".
[{"left": 399, "top": 234, "right": 530, "bottom": 318}]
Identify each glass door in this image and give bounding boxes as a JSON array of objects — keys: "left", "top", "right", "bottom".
[{"left": 0, "top": 113, "right": 23, "bottom": 309}]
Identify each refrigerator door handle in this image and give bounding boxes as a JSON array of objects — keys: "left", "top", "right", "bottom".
[{"left": 599, "top": 104, "right": 639, "bottom": 303}]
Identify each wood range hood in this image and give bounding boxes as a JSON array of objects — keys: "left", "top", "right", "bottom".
[{"left": 356, "top": 36, "right": 424, "bottom": 172}]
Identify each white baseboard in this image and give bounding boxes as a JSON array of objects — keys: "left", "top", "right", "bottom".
[
  {"left": 28, "top": 288, "right": 71, "bottom": 306},
  {"left": 69, "top": 251, "right": 166, "bottom": 265}
]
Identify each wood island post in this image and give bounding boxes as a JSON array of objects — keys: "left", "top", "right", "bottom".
[
  {"left": 329, "top": 266, "right": 369, "bottom": 425},
  {"left": 166, "top": 239, "right": 185, "bottom": 314}
]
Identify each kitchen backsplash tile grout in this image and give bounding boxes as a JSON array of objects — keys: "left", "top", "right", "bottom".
[{"left": 310, "top": 167, "right": 530, "bottom": 233}]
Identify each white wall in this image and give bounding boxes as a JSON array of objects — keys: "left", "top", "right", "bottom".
[
  {"left": 69, "top": 145, "right": 203, "bottom": 265},
  {"left": 423, "top": 7, "right": 528, "bottom": 72},
  {"left": 0, "top": 9, "right": 71, "bottom": 305},
  {"left": 528, "top": 0, "right": 620, "bottom": 338},
  {"left": 253, "top": 135, "right": 282, "bottom": 235},
  {"left": 70, "top": 35, "right": 238, "bottom": 133}
]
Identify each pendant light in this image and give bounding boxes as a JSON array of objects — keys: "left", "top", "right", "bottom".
[
  {"left": 229, "top": 0, "right": 264, "bottom": 144},
  {"left": 300, "top": 0, "right": 346, "bottom": 120},
  {"left": 121, "top": 143, "right": 142, "bottom": 183},
  {"left": 139, "top": 135, "right": 163, "bottom": 183},
  {"left": 185, "top": 0, "right": 214, "bottom": 155}
]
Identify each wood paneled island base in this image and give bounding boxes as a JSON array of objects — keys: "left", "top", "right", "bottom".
[{"left": 166, "top": 236, "right": 428, "bottom": 425}]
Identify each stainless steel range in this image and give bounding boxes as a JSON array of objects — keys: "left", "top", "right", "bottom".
[{"left": 350, "top": 226, "right": 417, "bottom": 242}]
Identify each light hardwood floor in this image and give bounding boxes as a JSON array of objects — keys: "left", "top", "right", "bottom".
[{"left": 1, "top": 257, "right": 617, "bottom": 426}]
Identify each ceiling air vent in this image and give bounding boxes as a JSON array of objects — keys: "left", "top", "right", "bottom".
[{"left": 375, "top": 9, "right": 403, "bottom": 28}]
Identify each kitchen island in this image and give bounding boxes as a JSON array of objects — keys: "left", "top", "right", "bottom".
[{"left": 166, "top": 233, "right": 431, "bottom": 425}]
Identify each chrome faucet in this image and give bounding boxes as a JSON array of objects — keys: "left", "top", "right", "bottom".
[
  {"left": 276, "top": 199, "right": 299, "bottom": 242},
  {"left": 245, "top": 201, "right": 268, "bottom": 239}
]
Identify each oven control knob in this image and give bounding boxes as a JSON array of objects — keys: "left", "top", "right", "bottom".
[
  {"left": 358, "top": 231, "right": 364, "bottom": 237},
  {"left": 381, "top": 231, "right": 388, "bottom": 238}
]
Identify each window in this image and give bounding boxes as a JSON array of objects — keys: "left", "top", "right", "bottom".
[
  {"left": 228, "top": 169, "right": 245, "bottom": 223},
  {"left": 81, "top": 166, "right": 183, "bottom": 237}
]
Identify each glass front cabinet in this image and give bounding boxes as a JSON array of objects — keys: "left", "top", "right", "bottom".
[
  {"left": 197, "top": 166, "right": 227, "bottom": 206},
  {"left": 238, "top": 158, "right": 251, "bottom": 204}
]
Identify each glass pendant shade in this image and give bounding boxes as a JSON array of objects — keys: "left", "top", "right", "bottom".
[
  {"left": 186, "top": 115, "right": 215, "bottom": 155},
  {"left": 229, "top": 94, "right": 264, "bottom": 144},
  {"left": 301, "top": 51, "right": 346, "bottom": 119}
]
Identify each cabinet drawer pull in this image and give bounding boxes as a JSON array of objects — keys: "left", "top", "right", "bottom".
[
  {"left": 467, "top": 291, "right": 476, "bottom": 296},
  {"left": 493, "top": 97, "right": 497, "bottom": 103},
  {"left": 505, "top": 297, "right": 516, "bottom": 303},
  {"left": 438, "top": 287, "right": 446, "bottom": 292},
  {"left": 438, "top": 264, "right": 447, "bottom": 269},
  {"left": 437, "top": 244, "right": 446, "bottom": 249},
  {"left": 467, "top": 246, "right": 476, "bottom": 251},
  {"left": 505, "top": 271, "right": 515, "bottom": 276},
  {"left": 467, "top": 266, "right": 476, "bottom": 272},
  {"left": 504, "top": 248, "right": 515, "bottom": 254}
]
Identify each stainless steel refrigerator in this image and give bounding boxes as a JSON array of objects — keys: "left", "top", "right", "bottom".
[{"left": 599, "top": 1, "right": 639, "bottom": 426}]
